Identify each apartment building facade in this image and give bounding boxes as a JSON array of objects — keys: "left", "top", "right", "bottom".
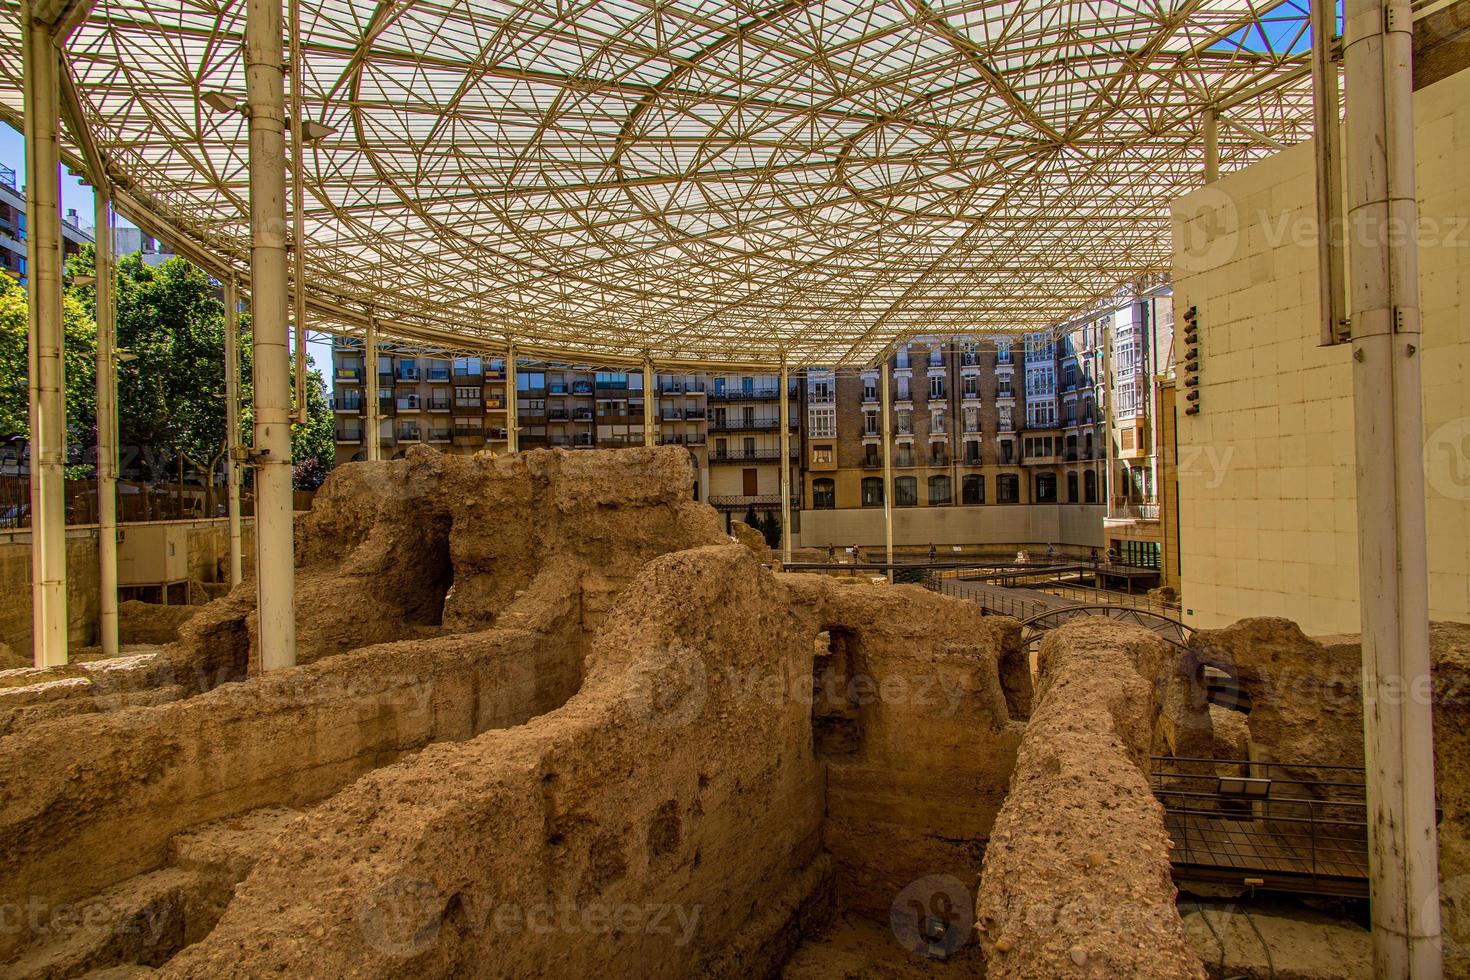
[
  {"left": 0, "top": 165, "right": 93, "bottom": 285},
  {"left": 332, "top": 296, "right": 1170, "bottom": 558}
]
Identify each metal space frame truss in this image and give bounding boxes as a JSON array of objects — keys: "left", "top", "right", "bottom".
[{"left": 1, "top": 0, "right": 1320, "bottom": 366}]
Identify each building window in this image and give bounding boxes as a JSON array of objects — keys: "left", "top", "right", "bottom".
[
  {"left": 962, "top": 474, "right": 984, "bottom": 505},
  {"left": 812, "top": 478, "right": 836, "bottom": 510},
  {"left": 928, "top": 475, "right": 952, "bottom": 505},
  {"left": 929, "top": 376, "right": 945, "bottom": 399},
  {"left": 1084, "top": 469, "right": 1098, "bottom": 503},
  {"left": 863, "top": 379, "right": 878, "bottom": 401},
  {"left": 861, "top": 477, "right": 884, "bottom": 507},
  {"left": 1067, "top": 472, "right": 1079, "bottom": 503},
  {"left": 896, "top": 410, "right": 913, "bottom": 435},
  {"left": 895, "top": 476, "right": 918, "bottom": 507},
  {"left": 864, "top": 411, "right": 879, "bottom": 436},
  {"left": 809, "top": 407, "right": 836, "bottom": 438},
  {"left": 997, "top": 474, "right": 1020, "bottom": 504},
  {"left": 963, "top": 375, "right": 978, "bottom": 396},
  {"left": 812, "top": 445, "right": 833, "bottom": 464},
  {"left": 1036, "top": 472, "right": 1057, "bottom": 503}
]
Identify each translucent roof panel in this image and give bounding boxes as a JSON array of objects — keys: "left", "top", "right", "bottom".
[{"left": 0, "top": 0, "right": 1316, "bottom": 365}]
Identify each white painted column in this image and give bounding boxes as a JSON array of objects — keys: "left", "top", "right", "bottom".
[
  {"left": 246, "top": 0, "right": 297, "bottom": 670},
  {"left": 22, "top": 6, "right": 67, "bottom": 667},
  {"left": 1343, "top": 0, "right": 1440, "bottom": 972},
  {"left": 778, "top": 359, "right": 792, "bottom": 564},
  {"left": 505, "top": 343, "right": 519, "bottom": 452},
  {"left": 223, "top": 277, "right": 244, "bottom": 588},
  {"left": 643, "top": 357, "right": 656, "bottom": 447},
  {"left": 95, "top": 186, "right": 120, "bottom": 657},
  {"left": 880, "top": 359, "right": 894, "bottom": 583},
  {"left": 364, "top": 316, "right": 380, "bottom": 462}
]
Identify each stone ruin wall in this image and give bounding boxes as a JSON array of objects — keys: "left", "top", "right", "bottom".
[
  {"left": 10, "top": 445, "right": 1469, "bottom": 978},
  {"left": 1163, "top": 617, "right": 1470, "bottom": 975},
  {"left": 976, "top": 619, "right": 1204, "bottom": 979},
  {"left": 0, "top": 448, "right": 1035, "bottom": 977}
]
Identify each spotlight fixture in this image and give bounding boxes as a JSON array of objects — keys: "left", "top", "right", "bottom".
[{"left": 201, "top": 91, "right": 242, "bottom": 114}]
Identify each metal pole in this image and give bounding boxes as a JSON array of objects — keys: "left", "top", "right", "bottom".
[
  {"left": 880, "top": 357, "right": 894, "bottom": 583},
  {"left": 246, "top": 0, "right": 297, "bottom": 671},
  {"left": 95, "top": 184, "right": 119, "bottom": 657},
  {"left": 505, "top": 342, "right": 519, "bottom": 452},
  {"left": 288, "top": 0, "right": 307, "bottom": 425},
  {"left": 643, "top": 357, "right": 656, "bottom": 447},
  {"left": 1343, "top": 0, "right": 1440, "bottom": 971},
  {"left": 22, "top": 5, "right": 67, "bottom": 667},
  {"left": 1312, "top": 0, "right": 1350, "bottom": 346},
  {"left": 224, "top": 277, "right": 244, "bottom": 588},
  {"left": 1203, "top": 106, "right": 1220, "bottom": 183},
  {"left": 364, "top": 316, "right": 379, "bottom": 462},
  {"left": 778, "top": 358, "right": 791, "bottom": 564}
]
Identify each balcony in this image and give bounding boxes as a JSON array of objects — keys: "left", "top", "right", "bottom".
[
  {"left": 454, "top": 397, "right": 482, "bottom": 408},
  {"left": 396, "top": 427, "right": 421, "bottom": 442},
  {"left": 574, "top": 409, "right": 595, "bottom": 422},
  {"left": 708, "top": 417, "right": 794, "bottom": 432},
  {"left": 396, "top": 367, "right": 421, "bottom": 382},
  {"left": 661, "top": 410, "right": 684, "bottom": 421},
  {"left": 427, "top": 397, "right": 451, "bottom": 412},
  {"left": 708, "top": 387, "right": 782, "bottom": 402},
  {"left": 548, "top": 409, "right": 571, "bottom": 422},
  {"left": 427, "top": 428, "right": 451, "bottom": 443},
  {"left": 927, "top": 455, "right": 949, "bottom": 468},
  {"left": 684, "top": 409, "right": 707, "bottom": 420},
  {"left": 861, "top": 457, "right": 883, "bottom": 469},
  {"left": 573, "top": 434, "right": 595, "bottom": 447},
  {"left": 396, "top": 397, "right": 421, "bottom": 412},
  {"left": 572, "top": 382, "right": 593, "bottom": 395},
  {"left": 706, "top": 493, "right": 801, "bottom": 511},
  {"left": 485, "top": 396, "right": 507, "bottom": 410},
  {"left": 1106, "top": 502, "right": 1161, "bottom": 523},
  {"left": 426, "top": 366, "right": 450, "bottom": 382},
  {"left": 548, "top": 383, "right": 569, "bottom": 395},
  {"left": 332, "top": 396, "right": 362, "bottom": 413},
  {"left": 334, "top": 367, "right": 361, "bottom": 383},
  {"left": 708, "top": 448, "right": 799, "bottom": 464},
  {"left": 333, "top": 429, "right": 362, "bottom": 443}
]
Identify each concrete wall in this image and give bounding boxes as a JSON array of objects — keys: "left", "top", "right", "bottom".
[
  {"left": 1169, "top": 68, "right": 1470, "bottom": 634},
  {"left": 0, "top": 520, "right": 255, "bottom": 664},
  {"left": 797, "top": 502, "right": 1105, "bottom": 551}
]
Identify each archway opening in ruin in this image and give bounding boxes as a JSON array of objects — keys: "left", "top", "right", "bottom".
[{"left": 810, "top": 628, "right": 865, "bottom": 758}]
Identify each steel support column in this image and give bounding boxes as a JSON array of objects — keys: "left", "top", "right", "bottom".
[
  {"left": 95, "top": 185, "right": 119, "bottom": 657},
  {"left": 880, "top": 359, "right": 894, "bottom": 583},
  {"left": 246, "top": 0, "right": 296, "bottom": 671},
  {"left": 505, "top": 343, "right": 518, "bottom": 452},
  {"left": 364, "top": 316, "right": 380, "bottom": 462},
  {"left": 643, "top": 357, "right": 656, "bottom": 447},
  {"left": 1343, "top": 0, "right": 1440, "bottom": 972},
  {"left": 22, "top": 4, "right": 67, "bottom": 667},
  {"left": 224, "top": 277, "right": 243, "bottom": 588},
  {"left": 778, "top": 359, "right": 791, "bottom": 564},
  {"left": 1203, "top": 106, "right": 1221, "bottom": 183}
]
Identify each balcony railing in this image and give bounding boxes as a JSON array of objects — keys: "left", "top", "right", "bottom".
[
  {"left": 428, "top": 429, "right": 451, "bottom": 443},
  {"left": 334, "top": 367, "right": 361, "bottom": 382},
  {"left": 574, "top": 409, "right": 595, "bottom": 421},
  {"left": 427, "top": 398, "right": 451, "bottom": 412},
  {"left": 707, "top": 493, "right": 801, "bottom": 511},
  {"left": 708, "top": 449, "right": 798, "bottom": 463},
  {"left": 1107, "top": 503, "right": 1161, "bottom": 521},
  {"left": 707, "top": 417, "right": 793, "bottom": 432},
  {"left": 861, "top": 457, "right": 883, "bottom": 469},
  {"left": 708, "top": 387, "right": 785, "bottom": 402},
  {"left": 334, "top": 429, "right": 362, "bottom": 443},
  {"left": 548, "top": 410, "right": 570, "bottom": 421},
  {"left": 332, "top": 396, "right": 362, "bottom": 412}
]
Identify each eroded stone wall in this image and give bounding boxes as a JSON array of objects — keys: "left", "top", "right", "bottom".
[{"left": 975, "top": 618, "right": 1204, "bottom": 979}]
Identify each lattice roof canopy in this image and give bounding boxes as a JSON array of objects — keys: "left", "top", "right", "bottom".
[{"left": 0, "top": 0, "right": 1318, "bottom": 365}]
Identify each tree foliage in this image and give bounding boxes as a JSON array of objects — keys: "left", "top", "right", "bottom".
[{"left": 0, "top": 248, "right": 334, "bottom": 491}]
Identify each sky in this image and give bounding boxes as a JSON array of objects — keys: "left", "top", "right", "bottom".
[{"left": 1, "top": 121, "right": 336, "bottom": 391}]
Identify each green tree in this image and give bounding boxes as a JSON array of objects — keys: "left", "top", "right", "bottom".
[
  {"left": 0, "top": 247, "right": 335, "bottom": 508},
  {"left": 0, "top": 273, "right": 97, "bottom": 476}
]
